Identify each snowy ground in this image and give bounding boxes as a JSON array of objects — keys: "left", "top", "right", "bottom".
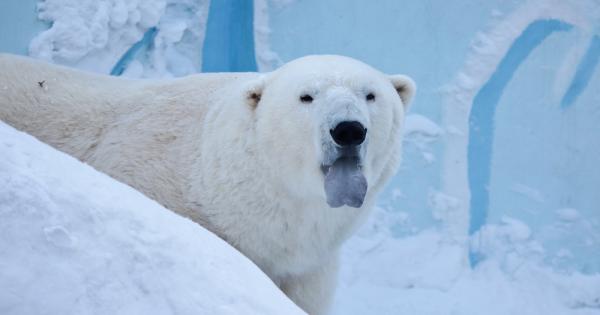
[
  {"left": 0, "top": 122, "right": 303, "bottom": 315},
  {"left": 332, "top": 206, "right": 600, "bottom": 314}
]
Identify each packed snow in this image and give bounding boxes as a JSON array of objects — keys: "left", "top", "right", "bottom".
[{"left": 0, "top": 122, "right": 304, "bottom": 315}]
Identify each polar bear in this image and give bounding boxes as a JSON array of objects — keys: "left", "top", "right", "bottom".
[{"left": 0, "top": 54, "right": 414, "bottom": 315}]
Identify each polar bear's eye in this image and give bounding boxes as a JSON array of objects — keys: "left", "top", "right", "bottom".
[
  {"left": 300, "top": 94, "right": 314, "bottom": 103},
  {"left": 366, "top": 93, "right": 376, "bottom": 102}
]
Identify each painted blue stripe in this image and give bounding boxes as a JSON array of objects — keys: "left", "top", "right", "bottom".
[
  {"left": 201, "top": 0, "right": 257, "bottom": 72},
  {"left": 561, "top": 35, "right": 600, "bottom": 108},
  {"left": 110, "top": 27, "right": 158, "bottom": 76},
  {"left": 468, "top": 19, "right": 572, "bottom": 267}
]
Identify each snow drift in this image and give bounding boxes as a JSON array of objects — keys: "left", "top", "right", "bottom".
[{"left": 0, "top": 122, "right": 304, "bottom": 315}]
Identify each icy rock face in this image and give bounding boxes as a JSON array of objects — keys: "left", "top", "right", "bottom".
[
  {"left": 0, "top": 122, "right": 304, "bottom": 315},
  {"left": 29, "top": 0, "right": 209, "bottom": 77}
]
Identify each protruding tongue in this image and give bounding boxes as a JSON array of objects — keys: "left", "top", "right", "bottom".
[{"left": 324, "top": 157, "right": 367, "bottom": 208}]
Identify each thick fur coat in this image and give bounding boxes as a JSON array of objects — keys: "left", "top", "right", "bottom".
[{"left": 0, "top": 54, "right": 415, "bottom": 315}]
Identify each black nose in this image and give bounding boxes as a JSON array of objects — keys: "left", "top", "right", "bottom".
[{"left": 330, "top": 121, "right": 367, "bottom": 146}]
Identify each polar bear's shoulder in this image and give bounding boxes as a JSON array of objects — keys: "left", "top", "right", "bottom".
[
  {"left": 0, "top": 53, "right": 125, "bottom": 85},
  {"left": 0, "top": 53, "right": 258, "bottom": 92}
]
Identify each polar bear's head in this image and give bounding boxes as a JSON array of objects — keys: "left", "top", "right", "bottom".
[{"left": 245, "top": 55, "right": 415, "bottom": 209}]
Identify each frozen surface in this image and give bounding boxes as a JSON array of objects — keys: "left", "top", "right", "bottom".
[{"left": 0, "top": 122, "right": 304, "bottom": 315}]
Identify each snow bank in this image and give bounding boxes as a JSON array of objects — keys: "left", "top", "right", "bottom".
[
  {"left": 0, "top": 122, "right": 304, "bottom": 315},
  {"left": 332, "top": 207, "right": 600, "bottom": 315}
]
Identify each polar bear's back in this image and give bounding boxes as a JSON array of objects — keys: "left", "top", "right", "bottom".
[
  {"left": 0, "top": 54, "right": 255, "bottom": 158},
  {"left": 0, "top": 54, "right": 141, "bottom": 157},
  {"left": 0, "top": 53, "right": 258, "bottom": 216}
]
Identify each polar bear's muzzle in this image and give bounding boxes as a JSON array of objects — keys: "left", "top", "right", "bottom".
[{"left": 321, "top": 121, "right": 368, "bottom": 208}]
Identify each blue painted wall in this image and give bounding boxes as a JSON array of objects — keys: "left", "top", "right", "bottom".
[
  {"left": 110, "top": 27, "right": 158, "bottom": 76},
  {"left": 487, "top": 27, "right": 600, "bottom": 272},
  {"left": 467, "top": 20, "right": 573, "bottom": 266},
  {"left": 202, "top": 0, "right": 257, "bottom": 72},
  {"left": 0, "top": 0, "right": 48, "bottom": 55},
  {"left": 561, "top": 36, "right": 600, "bottom": 109}
]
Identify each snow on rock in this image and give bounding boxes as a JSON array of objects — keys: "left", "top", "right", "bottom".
[
  {"left": 27, "top": 0, "right": 290, "bottom": 74},
  {"left": 0, "top": 122, "right": 304, "bottom": 315},
  {"left": 29, "top": 0, "right": 210, "bottom": 78},
  {"left": 29, "top": 0, "right": 164, "bottom": 72}
]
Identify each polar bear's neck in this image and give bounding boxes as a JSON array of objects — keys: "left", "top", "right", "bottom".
[{"left": 182, "top": 85, "right": 373, "bottom": 278}]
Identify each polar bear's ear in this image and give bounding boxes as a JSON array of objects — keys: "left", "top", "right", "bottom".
[
  {"left": 244, "top": 77, "right": 266, "bottom": 109},
  {"left": 389, "top": 74, "right": 416, "bottom": 108}
]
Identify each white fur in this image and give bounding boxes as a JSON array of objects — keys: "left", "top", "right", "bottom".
[{"left": 0, "top": 54, "right": 415, "bottom": 315}]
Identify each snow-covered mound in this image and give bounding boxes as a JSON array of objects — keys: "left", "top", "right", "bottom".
[{"left": 0, "top": 122, "right": 304, "bottom": 315}]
